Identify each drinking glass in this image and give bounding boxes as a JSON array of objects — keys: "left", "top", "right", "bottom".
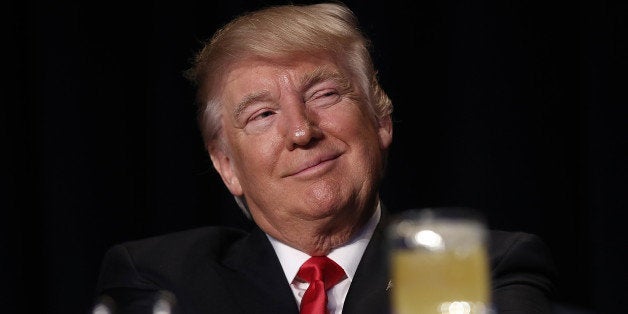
[{"left": 386, "top": 207, "right": 492, "bottom": 314}]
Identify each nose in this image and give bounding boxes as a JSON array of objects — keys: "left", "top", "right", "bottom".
[{"left": 282, "top": 100, "right": 322, "bottom": 150}]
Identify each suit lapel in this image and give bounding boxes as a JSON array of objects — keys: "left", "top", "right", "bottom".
[
  {"left": 343, "top": 220, "right": 392, "bottom": 314},
  {"left": 220, "top": 226, "right": 299, "bottom": 314},
  {"left": 207, "top": 208, "right": 394, "bottom": 314}
]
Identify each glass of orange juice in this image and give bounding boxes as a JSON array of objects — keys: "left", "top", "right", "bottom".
[{"left": 386, "top": 207, "right": 492, "bottom": 314}]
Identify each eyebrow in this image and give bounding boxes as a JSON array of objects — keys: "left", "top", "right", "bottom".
[
  {"left": 233, "top": 90, "right": 270, "bottom": 120},
  {"left": 232, "top": 67, "right": 352, "bottom": 120},
  {"left": 299, "top": 66, "right": 352, "bottom": 91}
]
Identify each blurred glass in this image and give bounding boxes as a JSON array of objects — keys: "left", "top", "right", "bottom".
[
  {"left": 387, "top": 208, "right": 492, "bottom": 314},
  {"left": 92, "top": 295, "right": 115, "bottom": 314},
  {"left": 153, "top": 290, "right": 177, "bottom": 314}
]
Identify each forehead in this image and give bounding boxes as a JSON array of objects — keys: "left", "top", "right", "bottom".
[{"left": 224, "top": 54, "right": 342, "bottom": 86}]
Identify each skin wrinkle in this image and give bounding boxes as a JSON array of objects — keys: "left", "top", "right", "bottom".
[
  {"left": 210, "top": 53, "right": 392, "bottom": 255},
  {"left": 232, "top": 65, "right": 353, "bottom": 127},
  {"left": 233, "top": 90, "right": 271, "bottom": 121}
]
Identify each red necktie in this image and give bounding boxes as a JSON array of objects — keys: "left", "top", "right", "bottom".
[{"left": 297, "top": 256, "right": 346, "bottom": 314}]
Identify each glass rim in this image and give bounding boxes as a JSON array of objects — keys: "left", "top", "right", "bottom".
[{"left": 390, "top": 207, "right": 487, "bottom": 223}]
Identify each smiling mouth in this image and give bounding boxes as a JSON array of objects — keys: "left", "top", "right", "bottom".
[{"left": 285, "top": 153, "right": 341, "bottom": 178}]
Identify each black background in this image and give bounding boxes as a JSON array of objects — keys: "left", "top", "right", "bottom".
[{"left": 4, "top": 0, "right": 626, "bottom": 313}]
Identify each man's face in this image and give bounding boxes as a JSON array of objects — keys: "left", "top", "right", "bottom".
[{"left": 210, "top": 54, "right": 392, "bottom": 243}]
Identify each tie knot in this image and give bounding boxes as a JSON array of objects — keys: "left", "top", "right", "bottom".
[{"left": 297, "top": 256, "right": 345, "bottom": 289}]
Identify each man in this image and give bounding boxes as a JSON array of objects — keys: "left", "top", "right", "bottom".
[{"left": 95, "top": 3, "right": 555, "bottom": 313}]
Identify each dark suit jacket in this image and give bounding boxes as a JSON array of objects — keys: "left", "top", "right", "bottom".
[{"left": 96, "top": 225, "right": 555, "bottom": 314}]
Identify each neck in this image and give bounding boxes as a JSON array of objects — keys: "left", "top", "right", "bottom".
[{"left": 259, "top": 203, "right": 378, "bottom": 256}]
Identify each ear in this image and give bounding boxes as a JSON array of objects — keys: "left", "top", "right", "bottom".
[
  {"left": 209, "top": 148, "right": 244, "bottom": 197},
  {"left": 377, "top": 115, "right": 393, "bottom": 150}
]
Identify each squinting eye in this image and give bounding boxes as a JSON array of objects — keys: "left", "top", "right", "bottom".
[
  {"left": 251, "top": 110, "right": 275, "bottom": 121},
  {"left": 308, "top": 89, "right": 340, "bottom": 105},
  {"left": 315, "top": 90, "right": 338, "bottom": 99}
]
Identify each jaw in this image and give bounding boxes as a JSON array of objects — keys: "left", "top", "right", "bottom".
[{"left": 246, "top": 182, "right": 380, "bottom": 255}]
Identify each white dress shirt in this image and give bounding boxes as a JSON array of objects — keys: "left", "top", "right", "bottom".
[{"left": 267, "top": 204, "right": 381, "bottom": 314}]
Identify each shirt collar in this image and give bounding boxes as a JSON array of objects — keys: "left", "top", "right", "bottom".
[{"left": 267, "top": 202, "right": 382, "bottom": 284}]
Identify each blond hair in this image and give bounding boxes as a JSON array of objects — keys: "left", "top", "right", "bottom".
[{"left": 186, "top": 2, "right": 392, "bottom": 151}]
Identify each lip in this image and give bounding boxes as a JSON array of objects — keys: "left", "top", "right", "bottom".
[{"left": 283, "top": 152, "right": 342, "bottom": 178}]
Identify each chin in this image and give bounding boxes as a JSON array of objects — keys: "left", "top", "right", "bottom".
[
  {"left": 297, "top": 201, "right": 340, "bottom": 220},
  {"left": 302, "top": 182, "right": 348, "bottom": 213}
]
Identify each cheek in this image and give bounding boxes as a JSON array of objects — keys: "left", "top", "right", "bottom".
[
  {"left": 319, "top": 106, "right": 369, "bottom": 135},
  {"left": 328, "top": 107, "right": 384, "bottom": 166},
  {"left": 231, "top": 133, "right": 282, "bottom": 176}
]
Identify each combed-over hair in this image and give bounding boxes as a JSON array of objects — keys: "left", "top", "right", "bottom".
[{"left": 185, "top": 2, "right": 392, "bottom": 151}]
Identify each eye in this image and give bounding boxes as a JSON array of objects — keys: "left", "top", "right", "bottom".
[
  {"left": 250, "top": 110, "right": 276, "bottom": 121},
  {"left": 242, "top": 108, "right": 276, "bottom": 134},
  {"left": 307, "top": 89, "right": 340, "bottom": 106},
  {"left": 313, "top": 89, "right": 338, "bottom": 99}
]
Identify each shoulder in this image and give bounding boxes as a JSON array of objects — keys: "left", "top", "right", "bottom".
[
  {"left": 488, "top": 230, "right": 556, "bottom": 275},
  {"left": 116, "top": 226, "right": 249, "bottom": 260},
  {"left": 487, "top": 230, "right": 557, "bottom": 313},
  {"left": 96, "top": 226, "right": 250, "bottom": 292}
]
